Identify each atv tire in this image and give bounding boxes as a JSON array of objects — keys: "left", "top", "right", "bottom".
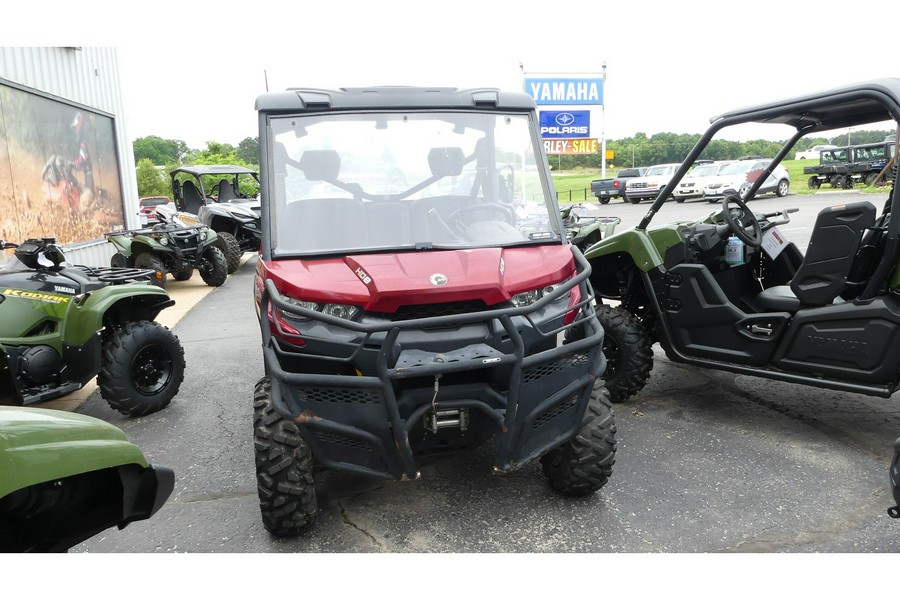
[
  {"left": 98, "top": 320, "right": 185, "bottom": 417},
  {"left": 172, "top": 266, "right": 193, "bottom": 281},
  {"left": 594, "top": 304, "right": 653, "bottom": 403},
  {"left": 216, "top": 231, "right": 242, "bottom": 274},
  {"left": 134, "top": 252, "right": 167, "bottom": 288},
  {"left": 253, "top": 378, "right": 318, "bottom": 536},
  {"left": 197, "top": 246, "right": 228, "bottom": 287},
  {"left": 110, "top": 252, "right": 128, "bottom": 268},
  {"left": 540, "top": 382, "right": 616, "bottom": 496}
]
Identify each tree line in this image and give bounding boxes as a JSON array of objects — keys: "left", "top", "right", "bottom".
[
  {"left": 133, "top": 129, "right": 895, "bottom": 196},
  {"left": 133, "top": 136, "right": 259, "bottom": 198}
]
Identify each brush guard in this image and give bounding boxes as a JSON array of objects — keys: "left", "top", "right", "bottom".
[{"left": 258, "top": 248, "right": 605, "bottom": 481}]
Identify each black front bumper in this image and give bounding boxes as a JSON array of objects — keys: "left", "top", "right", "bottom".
[{"left": 258, "top": 249, "right": 605, "bottom": 482}]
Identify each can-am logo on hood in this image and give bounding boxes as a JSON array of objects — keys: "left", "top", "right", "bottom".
[{"left": 429, "top": 273, "right": 448, "bottom": 286}]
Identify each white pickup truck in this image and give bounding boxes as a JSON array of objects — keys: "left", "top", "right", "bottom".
[{"left": 623, "top": 163, "right": 681, "bottom": 204}]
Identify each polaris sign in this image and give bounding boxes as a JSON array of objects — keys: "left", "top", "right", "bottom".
[
  {"left": 525, "top": 77, "right": 604, "bottom": 106},
  {"left": 540, "top": 110, "right": 590, "bottom": 138}
]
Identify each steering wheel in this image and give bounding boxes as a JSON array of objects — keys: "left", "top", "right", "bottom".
[
  {"left": 447, "top": 202, "right": 516, "bottom": 229},
  {"left": 722, "top": 193, "right": 762, "bottom": 247}
]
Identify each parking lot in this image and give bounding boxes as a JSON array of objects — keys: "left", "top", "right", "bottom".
[{"left": 67, "top": 190, "right": 900, "bottom": 555}]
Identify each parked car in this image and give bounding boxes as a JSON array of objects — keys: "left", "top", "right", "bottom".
[
  {"left": 139, "top": 196, "right": 171, "bottom": 224},
  {"left": 624, "top": 163, "right": 681, "bottom": 204},
  {"left": 674, "top": 161, "right": 734, "bottom": 203},
  {"left": 590, "top": 167, "right": 647, "bottom": 203},
  {"left": 794, "top": 144, "right": 839, "bottom": 160},
  {"left": 139, "top": 196, "right": 171, "bottom": 225},
  {"left": 703, "top": 159, "right": 791, "bottom": 202}
]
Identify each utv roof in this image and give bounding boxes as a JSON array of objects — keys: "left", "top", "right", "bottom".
[
  {"left": 254, "top": 86, "right": 537, "bottom": 113},
  {"left": 710, "top": 77, "right": 900, "bottom": 133},
  {"left": 170, "top": 165, "right": 258, "bottom": 177}
]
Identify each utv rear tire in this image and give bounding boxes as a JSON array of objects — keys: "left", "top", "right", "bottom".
[
  {"left": 540, "top": 382, "right": 616, "bottom": 496},
  {"left": 134, "top": 252, "right": 167, "bottom": 288},
  {"left": 594, "top": 304, "right": 653, "bottom": 403},
  {"left": 216, "top": 231, "right": 242, "bottom": 274},
  {"left": 197, "top": 246, "right": 228, "bottom": 287},
  {"left": 98, "top": 321, "right": 185, "bottom": 417},
  {"left": 254, "top": 378, "right": 318, "bottom": 536}
]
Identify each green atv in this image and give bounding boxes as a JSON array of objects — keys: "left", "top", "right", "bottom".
[
  {"left": 1, "top": 237, "right": 185, "bottom": 417},
  {"left": 105, "top": 203, "right": 228, "bottom": 289},
  {"left": 582, "top": 78, "right": 900, "bottom": 404},
  {"left": 560, "top": 203, "right": 621, "bottom": 252},
  {"left": 0, "top": 406, "right": 174, "bottom": 552}
]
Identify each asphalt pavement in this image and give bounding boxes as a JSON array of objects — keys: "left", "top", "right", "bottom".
[{"left": 64, "top": 191, "right": 900, "bottom": 558}]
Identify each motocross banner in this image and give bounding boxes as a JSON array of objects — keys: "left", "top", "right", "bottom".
[{"left": 0, "top": 83, "right": 125, "bottom": 245}]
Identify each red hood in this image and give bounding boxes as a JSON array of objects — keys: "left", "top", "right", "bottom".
[{"left": 260, "top": 246, "right": 575, "bottom": 313}]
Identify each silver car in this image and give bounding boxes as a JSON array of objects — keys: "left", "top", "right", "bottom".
[
  {"left": 702, "top": 159, "right": 791, "bottom": 202},
  {"left": 674, "top": 161, "right": 734, "bottom": 203}
]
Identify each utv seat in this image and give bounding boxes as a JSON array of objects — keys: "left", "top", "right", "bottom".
[
  {"left": 755, "top": 201, "right": 876, "bottom": 312},
  {"left": 217, "top": 179, "right": 237, "bottom": 202},
  {"left": 181, "top": 180, "right": 206, "bottom": 215}
]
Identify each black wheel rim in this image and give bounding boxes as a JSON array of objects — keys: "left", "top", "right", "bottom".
[{"left": 131, "top": 345, "right": 174, "bottom": 395}]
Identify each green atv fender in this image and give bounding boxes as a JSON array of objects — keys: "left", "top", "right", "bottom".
[
  {"left": 0, "top": 281, "right": 171, "bottom": 356},
  {"left": 0, "top": 406, "right": 150, "bottom": 498},
  {"left": 583, "top": 226, "right": 684, "bottom": 271},
  {"left": 61, "top": 283, "right": 174, "bottom": 347}
]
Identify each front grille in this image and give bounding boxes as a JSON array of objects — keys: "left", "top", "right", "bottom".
[
  {"left": 369, "top": 299, "right": 492, "bottom": 321},
  {"left": 523, "top": 352, "right": 589, "bottom": 383},
  {"left": 296, "top": 387, "right": 381, "bottom": 405},
  {"left": 534, "top": 393, "right": 579, "bottom": 428},
  {"left": 317, "top": 431, "right": 373, "bottom": 451}
]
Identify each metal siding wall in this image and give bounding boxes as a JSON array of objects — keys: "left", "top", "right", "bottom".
[{"left": 0, "top": 47, "right": 141, "bottom": 238}]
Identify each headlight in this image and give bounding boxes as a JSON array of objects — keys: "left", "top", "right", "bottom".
[
  {"left": 158, "top": 236, "right": 168, "bottom": 245},
  {"left": 200, "top": 230, "right": 208, "bottom": 241},
  {"left": 322, "top": 304, "right": 360, "bottom": 320},
  {"left": 281, "top": 295, "right": 360, "bottom": 321},
  {"left": 510, "top": 280, "right": 568, "bottom": 308}
]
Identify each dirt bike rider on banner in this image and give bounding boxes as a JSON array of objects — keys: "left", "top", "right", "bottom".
[{"left": 70, "top": 112, "right": 94, "bottom": 195}]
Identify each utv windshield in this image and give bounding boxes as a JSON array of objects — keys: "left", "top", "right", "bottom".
[{"left": 267, "top": 111, "right": 560, "bottom": 256}]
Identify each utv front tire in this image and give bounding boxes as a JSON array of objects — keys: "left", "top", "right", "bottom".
[
  {"left": 198, "top": 246, "right": 228, "bottom": 287},
  {"left": 595, "top": 304, "right": 653, "bottom": 403},
  {"left": 254, "top": 378, "right": 318, "bottom": 536},
  {"left": 540, "top": 383, "right": 617, "bottom": 496},
  {"left": 216, "top": 231, "right": 242, "bottom": 274},
  {"left": 98, "top": 321, "right": 185, "bottom": 417}
]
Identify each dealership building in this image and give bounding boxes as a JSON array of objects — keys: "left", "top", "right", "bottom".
[{"left": 0, "top": 47, "right": 140, "bottom": 266}]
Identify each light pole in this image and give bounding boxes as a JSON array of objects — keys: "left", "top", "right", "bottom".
[{"left": 600, "top": 62, "right": 607, "bottom": 179}]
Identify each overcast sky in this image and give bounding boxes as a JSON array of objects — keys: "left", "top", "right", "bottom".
[{"left": 11, "top": 0, "right": 896, "bottom": 150}]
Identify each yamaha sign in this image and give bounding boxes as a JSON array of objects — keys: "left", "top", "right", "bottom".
[{"left": 525, "top": 77, "right": 604, "bottom": 106}]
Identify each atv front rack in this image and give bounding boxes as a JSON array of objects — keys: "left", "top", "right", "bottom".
[
  {"left": 258, "top": 248, "right": 606, "bottom": 482},
  {"left": 75, "top": 265, "right": 157, "bottom": 284}
]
